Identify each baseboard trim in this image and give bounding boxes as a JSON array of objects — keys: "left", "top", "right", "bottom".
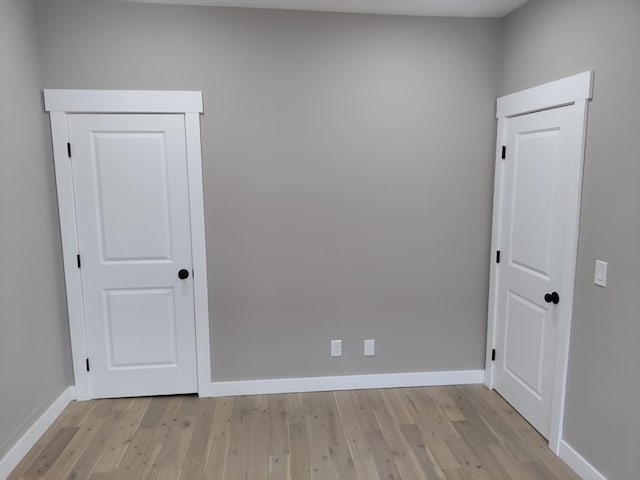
[
  {"left": 0, "top": 386, "right": 76, "bottom": 480},
  {"left": 200, "top": 369, "right": 484, "bottom": 397},
  {"left": 558, "top": 439, "right": 607, "bottom": 480}
]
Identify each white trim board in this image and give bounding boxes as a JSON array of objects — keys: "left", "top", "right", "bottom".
[
  {"left": 184, "top": 112, "right": 213, "bottom": 393},
  {"left": 0, "top": 386, "right": 76, "bottom": 480},
  {"left": 44, "top": 89, "right": 203, "bottom": 113},
  {"left": 44, "top": 90, "right": 211, "bottom": 400},
  {"left": 559, "top": 440, "right": 608, "bottom": 480},
  {"left": 496, "top": 71, "right": 593, "bottom": 118},
  {"left": 201, "top": 369, "right": 484, "bottom": 397},
  {"left": 485, "top": 71, "right": 593, "bottom": 455}
]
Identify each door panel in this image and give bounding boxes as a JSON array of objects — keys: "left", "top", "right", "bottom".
[
  {"left": 510, "top": 129, "right": 559, "bottom": 276},
  {"left": 494, "top": 106, "right": 574, "bottom": 438},
  {"left": 504, "top": 291, "right": 546, "bottom": 396},
  {"left": 104, "top": 288, "right": 177, "bottom": 367},
  {"left": 69, "top": 114, "right": 197, "bottom": 398},
  {"left": 93, "top": 132, "right": 173, "bottom": 262}
]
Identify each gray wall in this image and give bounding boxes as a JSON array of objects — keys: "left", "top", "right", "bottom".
[
  {"left": 501, "top": 1, "right": 640, "bottom": 478},
  {"left": 35, "top": 0, "right": 502, "bottom": 381},
  {"left": 0, "top": 0, "right": 73, "bottom": 459},
  {"left": 4, "top": 1, "right": 637, "bottom": 477}
]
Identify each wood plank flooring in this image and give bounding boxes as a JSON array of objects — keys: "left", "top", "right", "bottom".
[{"left": 8, "top": 385, "right": 580, "bottom": 480}]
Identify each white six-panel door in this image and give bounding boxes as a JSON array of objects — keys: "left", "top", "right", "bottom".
[
  {"left": 493, "top": 105, "right": 574, "bottom": 438},
  {"left": 69, "top": 114, "right": 197, "bottom": 398}
]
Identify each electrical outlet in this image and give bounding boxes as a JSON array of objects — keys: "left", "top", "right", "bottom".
[
  {"left": 330, "top": 339, "right": 342, "bottom": 357},
  {"left": 364, "top": 339, "right": 375, "bottom": 356}
]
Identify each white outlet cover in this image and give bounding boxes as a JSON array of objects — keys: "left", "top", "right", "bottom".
[
  {"left": 364, "top": 339, "right": 375, "bottom": 356},
  {"left": 330, "top": 339, "right": 342, "bottom": 357},
  {"left": 594, "top": 260, "right": 608, "bottom": 287}
]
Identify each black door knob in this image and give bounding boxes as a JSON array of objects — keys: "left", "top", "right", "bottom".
[
  {"left": 178, "top": 269, "right": 190, "bottom": 280},
  {"left": 544, "top": 291, "right": 560, "bottom": 304}
]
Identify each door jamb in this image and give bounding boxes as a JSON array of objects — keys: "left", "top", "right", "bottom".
[
  {"left": 485, "top": 71, "right": 593, "bottom": 453},
  {"left": 44, "top": 89, "right": 211, "bottom": 401}
]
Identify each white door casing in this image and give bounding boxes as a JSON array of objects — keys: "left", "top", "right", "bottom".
[
  {"left": 485, "top": 72, "right": 593, "bottom": 453},
  {"left": 45, "top": 90, "right": 211, "bottom": 400}
]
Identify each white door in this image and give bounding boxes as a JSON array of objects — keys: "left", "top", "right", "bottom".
[
  {"left": 493, "top": 105, "right": 575, "bottom": 438},
  {"left": 69, "top": 114, "right": 197, "bottom": 399}
]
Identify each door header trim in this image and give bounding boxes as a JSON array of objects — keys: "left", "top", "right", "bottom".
[
  {"left": 496, "top": 71, "right": 593, "bottom": 118},
  {"left": 44, "top": 89, "right": 203, "bottom": 113}
]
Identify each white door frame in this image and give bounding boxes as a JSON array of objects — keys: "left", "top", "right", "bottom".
[
  {"left": 44, "top": 89, "right": 211, "bottom": 401},
  {"left": 485, "top": 71, "right": 593, "bottom": 453}
]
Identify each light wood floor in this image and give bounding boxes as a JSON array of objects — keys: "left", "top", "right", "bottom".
[{"left": 8, "top": 385, "right": 580, "bottom": 480}]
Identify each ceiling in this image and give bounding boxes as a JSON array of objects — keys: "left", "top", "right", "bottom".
[{"left": 116, "top": 0, "right": 529, "bottom": 18}]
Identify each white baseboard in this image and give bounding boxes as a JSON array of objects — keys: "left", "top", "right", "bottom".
[
  {"left": 558, "top": 440, "right": 607, "bottom": 480},
  {"left": 0, "top": 386, "right": 76, "bottom": 480},
  {"left": 200, "top": 369, "right": 484, "bottom": 397}
]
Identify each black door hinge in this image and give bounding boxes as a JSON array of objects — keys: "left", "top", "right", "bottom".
[
  {"left": 496, "top": 250, "right": 501, "bottom": 264},
  {"left": 67, "top": 142, "right": 72, "bottom": 157},
  {"left": 85, "top": 358, "right": 90, "bottom": 372},
  {"left": 76, "top": 254, "right": 81, "bottom": 268},
  {"left": 491, "top": 349, "right": 496, "bottom": 361},
  {"left": 501, "top": 145, "right": 506, "bottom": 159}
]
